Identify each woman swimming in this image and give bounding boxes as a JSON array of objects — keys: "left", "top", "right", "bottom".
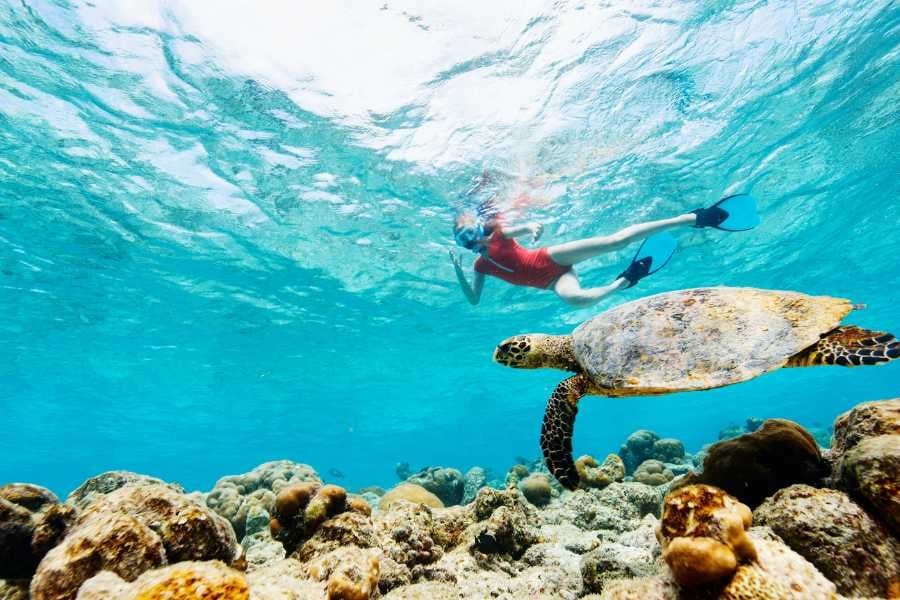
[{"left": 450, "top": 194, "right": 758, "bottom": 307}]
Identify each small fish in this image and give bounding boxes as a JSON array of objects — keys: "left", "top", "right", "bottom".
[{"left": 328, "top": 468, "right": 345, "bottom": 479}]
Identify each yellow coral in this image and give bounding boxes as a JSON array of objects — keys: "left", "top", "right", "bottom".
[
  {"left": 346, "top": 496, "right": 372, "bottom": 517},
  {"left": 575, "top": 454, "right": 624, "bottom": 488},
  {"left": 379, "top": 483, "right": 443, "bottom": 511},
  {"left": 78, "top": 561, "right": 251, "bottom": 600},
  {"left": 663, "top": 537, "right": 737, "bottom": 586},
  {"left": 659, "top": 484, "right": 756, "bottom": 587},
  {"left": 720, "top": 565, "right": 792, "bottom": 600},
  {"left": 134, "top": 565, "right": 250, "bottom": 600}
]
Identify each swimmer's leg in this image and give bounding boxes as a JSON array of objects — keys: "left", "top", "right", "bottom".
[
  {"left": 547, "top": 214, "right": 695, "bottom": 266},
  {"left": 552, "top": 271, "right": 628, "bottom": 308}
]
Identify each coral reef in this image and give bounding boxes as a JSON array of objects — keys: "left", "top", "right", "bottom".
[
  {"left": 575, "top": 454, "right": 625, "bottom": 489},
  {"left": 205, "top": 460, "right": 321, "bottom": 539},
  {"left": 832, "top": 398, "right": 900, "bottom": 535},
  {"left": 674, "top": 419, "right": 828, "bottom": 508},
  {"left": 0, "top": 484, "right": 74, "bottom": 579},
  {"left": 754, "top": 484, "right": 900, "bottom": 597},
  {"left": 30, "top": 483, "right": 239, "bottom": 600},
  {"left": 10, "top": 399, "right": 900, "bottom": 599},
  {"left": 619, "top": 429, "right": 659, "bottom": 473},
  {"left": 461, "top": 467, "right": 486, "bottom": 504},
  {"left": 405, "top": 467, "right": 464, "bottom": 506},
  {"left": 632, "top": 460, "right": 674, "bottom": 486},
  {"left": 619, "top": 430, "right": 689, "bottom": 474},
  {"left": 379, "top": 483, "right": 444, "bottom": 511},
  {"left": 658, "top": 484, "right": 756, "bottom": 586}
]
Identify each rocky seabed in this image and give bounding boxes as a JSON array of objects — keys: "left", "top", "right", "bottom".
[{"left": 1, "top": 398, "right": 898, "bottom": 600}]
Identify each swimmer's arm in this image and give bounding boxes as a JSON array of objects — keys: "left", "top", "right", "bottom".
[
  {"left": 450, "top": 251, "right": 484, "bottom": 305},
  {"left": 495, "top": 221, "right": 543, "bottom": 243}
]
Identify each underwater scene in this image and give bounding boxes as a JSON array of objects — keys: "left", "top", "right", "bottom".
[{"left": 2, "top": 1, "right": 899, "bottom": 598}]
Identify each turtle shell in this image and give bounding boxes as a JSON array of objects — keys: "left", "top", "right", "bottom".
[{"left": 572, "top": 287, "right": 853, "bottom": 395}]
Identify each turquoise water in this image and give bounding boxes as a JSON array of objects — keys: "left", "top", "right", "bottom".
[{"left": 2, "top": 0, "right": 898, "bottom": 496}]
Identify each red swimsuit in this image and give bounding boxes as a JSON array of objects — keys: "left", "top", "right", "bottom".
[{"left": 474, "top": 232, "right": 572, "bottom": 289}]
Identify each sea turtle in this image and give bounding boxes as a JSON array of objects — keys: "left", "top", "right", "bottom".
[{"left": 492, "top": 287, "right": 899, "bottom": 489}]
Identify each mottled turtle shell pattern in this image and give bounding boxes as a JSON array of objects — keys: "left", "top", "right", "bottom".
[{"left": 572, "top": 287, "right": 852, "bottom": 395}]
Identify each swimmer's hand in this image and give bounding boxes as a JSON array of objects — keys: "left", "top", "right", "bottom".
[
  {"left": 449, "top": 250, "right": 463, "bottom": 269},
  {"left": 528, "top": 222, "right": 543, "bottom": 243}
]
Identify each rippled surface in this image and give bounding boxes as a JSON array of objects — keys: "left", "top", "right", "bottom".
[{"left": 2, "top": 0, "right": 899, "bottom": 494}]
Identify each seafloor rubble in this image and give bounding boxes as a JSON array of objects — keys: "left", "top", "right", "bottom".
[{"left": 1, "top": 398, "right": 898, "bottom": 599}]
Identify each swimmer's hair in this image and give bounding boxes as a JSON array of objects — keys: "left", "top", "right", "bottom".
[{"left": 453, "top": 211, "right": 475, "bottom": 233}]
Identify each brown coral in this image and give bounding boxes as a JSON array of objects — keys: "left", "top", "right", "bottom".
[
  {"left": 274, "top": 482, "right": 320, "bottom": 521},
  {"left": 0, "top": 484, "right": 74, "bottom": 579},
  {"left": 658, "top": 484, "right": 756, "bottom": 587},
  {"left": 272, "top": 483, "right": 377, "bottom": 559},
  {"left": 673, "top": 419, "right": 827, "bottom": 508},
  {"left": 305, "top": 484, "right": 349, "bottom": 531}
]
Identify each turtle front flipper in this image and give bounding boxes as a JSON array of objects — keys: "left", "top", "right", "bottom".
[
  {"left": 540, "top": 374, "right": 592, "bottom": 490},
  {"left": 786, "top": 326, "right": 900, "bottom": 367}
]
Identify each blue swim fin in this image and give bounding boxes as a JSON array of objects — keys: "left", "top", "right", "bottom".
[
  {"left": 617, "top": 232, "right": 677, "bottom": 289},
  {"left": 692, "top": 194, "right": 760, "bottom": 231}
]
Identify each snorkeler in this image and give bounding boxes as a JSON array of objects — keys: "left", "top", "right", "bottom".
[{"left": 450, "top": 194, "right": 758, "bottom": 307}]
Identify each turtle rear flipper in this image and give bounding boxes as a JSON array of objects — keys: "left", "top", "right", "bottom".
[
  {"left": 787, "top": 326, "right": 900, "bottom": 367},
  {"left": 540, "top": 374, "right": 591, "bottom": 490}
]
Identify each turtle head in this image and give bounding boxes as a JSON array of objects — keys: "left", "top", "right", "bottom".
[{"left": 494, "top": 334, "right": 578, "bottom": 371}]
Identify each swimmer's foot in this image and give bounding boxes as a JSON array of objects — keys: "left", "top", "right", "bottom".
[
  {"left": 617, "top": 233, "right": 677, "bottom": 288},
  {"left": 691, "top": 194, "right": 760, "bottom": 231}
]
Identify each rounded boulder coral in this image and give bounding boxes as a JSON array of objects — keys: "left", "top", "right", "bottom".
[
  {"left": 633, "top": 460, "right": 674, "bottom": 487},
  {"left": 519, "top": 473, "right": 552, "bottom": 507},
  {"left": 673, "top": 419, "right": 827, "bottom": 508},
  {"left": 379, "top": 483, "right": 444, "bottom": 511}
]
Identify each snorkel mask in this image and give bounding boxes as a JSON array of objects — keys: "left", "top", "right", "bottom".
[{"left": 454, "top": 222, "right": 486, "bottom": 251}]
